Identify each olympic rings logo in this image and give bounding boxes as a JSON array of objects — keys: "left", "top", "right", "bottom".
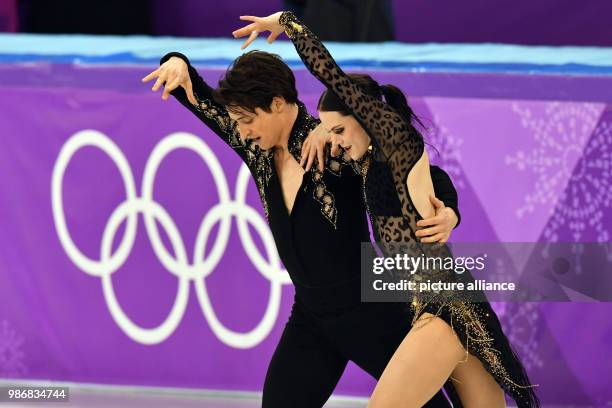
[{"left": 51, "top": 130, "right": 291, "bottom": 349}]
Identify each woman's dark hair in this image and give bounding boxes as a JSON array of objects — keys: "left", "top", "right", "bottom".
[
  {"left": 317, "top": 74, "right": 424, "bottom": 131},
  {"left": 213, "top": 50, "right": 299, "bottom": 114}
]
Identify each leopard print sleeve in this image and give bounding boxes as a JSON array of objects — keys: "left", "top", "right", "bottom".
[{"left": 279, "top": 11, "right": 424, "bottom": 190}]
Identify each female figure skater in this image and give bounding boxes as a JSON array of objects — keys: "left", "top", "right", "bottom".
[{"left": 234, "top": 11, "right": 539, "bottom": 408}]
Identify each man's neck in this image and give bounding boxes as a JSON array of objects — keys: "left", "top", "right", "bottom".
[{"left": 274, "top": 103, "right": 300, "bottom": 157}]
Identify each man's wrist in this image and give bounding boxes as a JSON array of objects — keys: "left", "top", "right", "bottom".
[{"left": 444, "top": 207, "right": 459, "bottom": 229}]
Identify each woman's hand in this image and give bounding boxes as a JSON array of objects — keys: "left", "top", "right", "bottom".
[
  {"left": 415, "top": 196, "right": 458, "bottom": 243},
  {"left": 328, "top": 133, "right": 344, "bottom": 158},
  {"left": 142, "top": 56, "right": 196, "bottom": 105},
  {"left": 232, "top": 12, "right": 285, "bottom": 50},
  {"left": 300, "top": 124, "right": 331, "bottom": 172}
]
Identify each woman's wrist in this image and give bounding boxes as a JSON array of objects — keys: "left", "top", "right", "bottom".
[
  {"left": 278, "top": 10, "right": 303, "bottom": 38},
  {"left": 278, "top": 11, "right": 292, "bottom": 26}
]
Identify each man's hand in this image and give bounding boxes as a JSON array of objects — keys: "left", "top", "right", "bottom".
[
  {"left": 300, "top": 124, "right": 331, "bottom": 172},
  {"left": 142, "top": 56, "right": 196, "bottom": 104},
  {"left": 415, "top": 195, "right": 458, "bottom": 243},
  {"left": 232, "top": 12, "right": 284, "bottom": 50}
]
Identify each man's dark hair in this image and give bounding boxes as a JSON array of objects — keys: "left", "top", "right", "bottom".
[{"left": 213, "top": 50, "right": 299, "bottom": 114}]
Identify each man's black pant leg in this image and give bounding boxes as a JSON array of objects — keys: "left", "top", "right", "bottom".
[{"left": 262, "top": 303, "right": 348, "bottom": 408}]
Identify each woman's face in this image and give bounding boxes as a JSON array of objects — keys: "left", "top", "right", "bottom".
[{"left": 318, "top": 110, "right": 371, "bottom": 160}]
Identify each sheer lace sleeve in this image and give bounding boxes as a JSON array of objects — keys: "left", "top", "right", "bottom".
[{"left": 279, "top": 11, "right": 424, "bottom": 187}]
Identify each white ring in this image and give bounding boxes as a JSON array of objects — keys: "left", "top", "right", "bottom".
[{"left": 51, "top": 129, "right": 291, "bottom": 348}]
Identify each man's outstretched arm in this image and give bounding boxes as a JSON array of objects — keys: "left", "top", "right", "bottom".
[{"left": 143, "top": 52, "right": 246, "bottom": 154}]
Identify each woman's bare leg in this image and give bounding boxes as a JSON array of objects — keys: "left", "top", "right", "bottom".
[
  {"left": 367, "top": 313, "right": 463, "bottom": 408},
  {"left": 367, "top": 313, "right": 506, "bottom": 408},
  {"left": 451, "top": 352, "right": 506, "bottom": 407}
]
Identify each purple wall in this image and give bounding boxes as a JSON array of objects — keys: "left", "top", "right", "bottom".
[
  {"left": 0, "top": 0, "right": 17, "bottom": 32},
  {"left": 392, "top": 0, "right": 612, "bottom": 46},
  {"left": 151, "top": 0, "right": 612, "bottom": 46},
  {"left": 8, "top": 0, "right": 610, "bottom": 45},
  {"left": 151, "top": 0, "right": 280, "bottom": 39}
]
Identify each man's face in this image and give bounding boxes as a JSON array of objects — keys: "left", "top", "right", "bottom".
[{"left": 228, "top": 101, "right": 284, "bottom": 150}]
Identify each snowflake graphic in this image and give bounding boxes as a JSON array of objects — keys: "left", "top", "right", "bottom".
[
  {"left": 542, "top": 118, "right": 612, "bottom": 243},
  {"left": 0, "top": 320, "right": 27, "bottom": 377},
  {"left": 500, "top": 302, "right": 544, "bottom": 371},
  {"left": 424, "top": 116, "right": 466, "bottom": 190},
  {"left": 508, "top": 102, "right": 612, "bottom": 272},
  {"left": 506, "top": 103, "right": 607, "bottom": 226}
]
